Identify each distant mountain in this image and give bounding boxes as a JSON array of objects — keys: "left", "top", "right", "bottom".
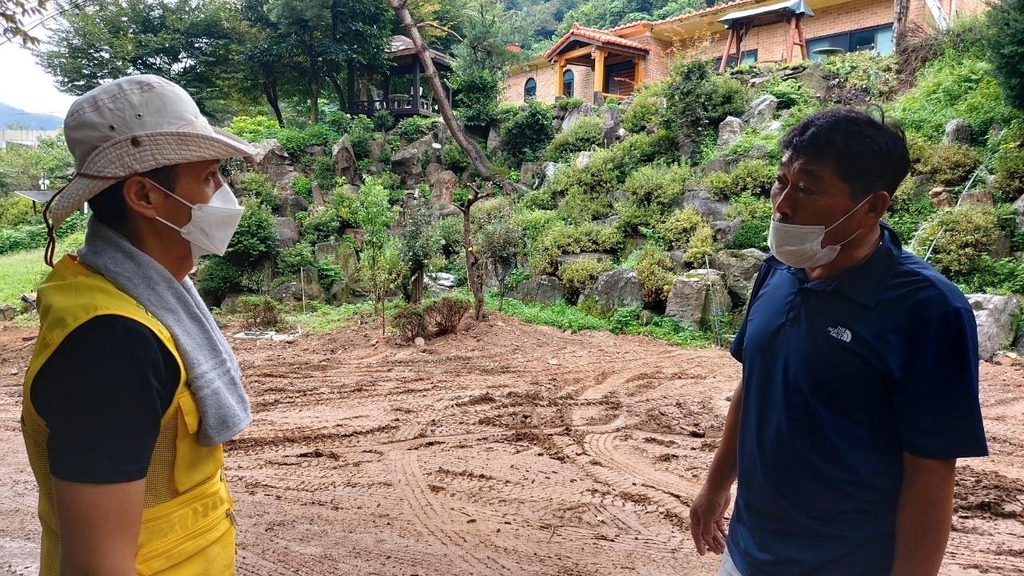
[{"left": 0, "top": 103, "right": 62, "bottom": 130}]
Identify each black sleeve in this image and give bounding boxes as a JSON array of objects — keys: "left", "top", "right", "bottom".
[{"left": 32, "top": 315, "right": 180, "bottom": 484}]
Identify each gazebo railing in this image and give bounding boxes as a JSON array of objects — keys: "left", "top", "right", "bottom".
[{"left": 350, "top": 94, "right": 435, "bottom": 116}]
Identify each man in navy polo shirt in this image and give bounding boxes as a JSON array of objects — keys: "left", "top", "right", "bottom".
[{"left": 689, "top": 108, "right": 988, "bottom": 576}]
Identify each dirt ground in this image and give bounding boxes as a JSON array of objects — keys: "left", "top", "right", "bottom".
[{"left": 1, "top": 315, "right": 1023, "bottom": 576}]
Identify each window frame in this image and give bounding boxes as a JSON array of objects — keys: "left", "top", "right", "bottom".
[
  {"left": 562, "top": 69, "right": 575, "bottom": 98},
  {"left": 524, "top": 77, "right": 537, "bottom": 100},
  {"left": 807, "top": 23, "right": 894, "bottom": 61}
]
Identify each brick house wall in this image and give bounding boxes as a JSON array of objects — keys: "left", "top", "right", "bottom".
[{"left": 502, "top": 64, "right": 595, "bottom": 106}]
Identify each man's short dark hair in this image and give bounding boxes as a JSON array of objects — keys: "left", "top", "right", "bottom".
[
  {"left": 779, "top": 107, "right": 911, "bottom": 201},
  {"left": 88, "top": 165, "right": 179, "bottom": 233}
]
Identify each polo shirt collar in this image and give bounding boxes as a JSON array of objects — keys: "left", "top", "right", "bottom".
[{"left": 765, "top": 222, "right": 902, "bottom": 308}]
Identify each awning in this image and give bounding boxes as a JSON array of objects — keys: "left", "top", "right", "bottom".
[
  {"left": 13, "top": 190, "right": 55, "bottom": 203},
  {"left": 718, "top": 0, "right": 813, "bottom": 29}
]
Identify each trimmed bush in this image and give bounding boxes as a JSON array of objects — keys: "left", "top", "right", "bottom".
[
  {"left": 0, "top": 195, "right": 39, "bottom": 228},
  {"left": 441, "top": 144, "right": 470, "bottom": 171},
  {"left": 291, "top": 175, "right": 313, "bottom": 204},
  {"left": 424, "top": 294, "right": 472, "bottom": 335},
  {"left": 277, "top": 243, "right": 315, "bottom": 276},
  {"left": 911, "top": 206, "right": 1005, "bottom": 281},
  {"left": 917, "top": 144, "right": 979, "bottom": 188},
  {"left": 631, "top": 245, "right": 675, "bottom": 305},
  {"left": 222, "top": 115, "right": 280, "bottom": 142},
  {"left": 706, "top": 159, "right": 776, "bottom": 200},
  {"left": 616, "top": 163, "right": 690, "bottom": 233},
  {"left": 195, "top": 257, "right": 268, "bottom": 304},
  {"left": 886, "top": 178, "right": 936, "bottom": 245},
  {"left": 236, "top": 172, "right": 278, "bottom": 210},
  {"left": 661, "top": 58, "right": 748, "bottom": 143},
  {"left": 992, "top": 144, "right": 1024, "bottom": 203},
  {"left": 545, "top": 116, "right": 604, "bottom": 163},
  {"left": 762, "top": 78, "right": 813, "bottom": 109},
  {"left": 557, "top": 258, "right": 613, "bottom": 303},
  {"left": 501, "top": 99, "right": 555, "bottom": 167},
  {"left": 655, "top": 207, "right": 715, "bottom": 262},
  {"left": 397, "top": 116, "right": 439, "bottom": 142},
  {"left": 224, "top": 203, "right": 278, "bottom": 266},
  {"left": 301, "top": 206, "right": 343, "bottom": 245},
  {"left": 237, "top": 295, "right": 282, "bottom": 330},
  {"left": 725, "top": 193, "right": 773, "bottom": 251},
  {"left": 393, "top": 303, "right": 429, "bottom": 342},
  {"left": 529, "top": 221, "right": 624, "bottom": 275},
  {"left": 622, "top": 84, "right": 662, "bottom": 134}
]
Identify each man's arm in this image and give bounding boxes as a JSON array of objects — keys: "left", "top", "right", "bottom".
[
  {"left": 53, "top": 478, "right": 145, "bottom": 576},
  {"left": 690, "top": 379, "right": 743, "bottom": 556},
  {"left": 890, "top": 453, "right": 957, "bottom": 576}
]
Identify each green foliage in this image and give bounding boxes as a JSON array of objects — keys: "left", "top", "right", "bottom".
[
  {"left": 194, "top": 257, "right": 267, "bottom": 304},
  {"left": 276, "top": 124, "right": 342, "bottom": 161},
  {"left": 291, "top": 174, "right": 313, "bottom": 204},
  {"left": 761, "top": 78, "right": 812, "bottom": 109},
  {"left": 655, "top": 207, "right": 714, "bottom": 259},
  {"left": 397, "top": 116, "right": 439, "bottom": 142},
  {"left": 433, "top": 215, "right": 465, "bottom": 259},
  {"left": 886, "top": 179, "right": 936, "bottom": 245},
  {"left": 313, "top": 259, "right": 342, "bottom": 294},
  {"left": 661, "top": 58, "right": 748, "bottom": 144},
  {"left": 302, "top": 206, "right": 342, "bottom": 245},
  {"left": 441, "top": 144, "right": 471, "bottom": 171},
  {"left": 236, "top": 172, "right": 278, "bottom": 210},
  {"left": 723, "top": 128, "right": 783, "bottom": 164},
  {"left": 622, "top": 84, "right": 662, "bottom": 134},
  {"left": 529, "top": 221, "right": 624, "bottom": 275},
  {"left": 276, "top": 243, "right": 315, "bottom": 276},
  {"left": 912, "top": 206, "right": 1006, "bottom": 281},
  {"left": 0, "top": 195, "right": 39, "bottom": 228},
  {"left": 399, "top": 201, "right": 442, "bottom": 302},
  {"left": 892, "top": 57, "right": 1021, "bottom": 141},
  {"left": 424, "top": 294, "right": 473, "bottom": 335},
  {"left": 223, "top": 115, "right": 280, "bottom": 142},
  {"left": 312, "top": 156, "right": 337, "bottom": 194},
  {"left": 545, "top": 116, "right": 604, "bottom": 163},
  {"left": 986, "top": 0, "right": 1024, "bottom": 113},
  {"left": 392, "top": 303, "right": 428, "bottom": 342},
  {"left": 823, "top": 52, "right": 899, "bottom": 101},
  {"left": 501, "top": 99, "right": 555, "bottom": 166},
  {"left": 725, "top": 193, "right": 773, "bottom": 251},
  {"left": 0, "top": 135, "right": 74, "bottom": 195},
  {"left": 960, "top": 256, "right": 1024, "bottom": 295},
  {"left": 602, "top": 130, "right": 679, "bottom": 176},
  {"left": 631, "top": 244, "right": 675, "bottom": 305},
  {"left": 372, "top": 109, "right": 394, "bottom": 133},
  {"left": 557, "top": 258, "right": 613, "bottom": 303},
  {"left": 515, "top": 209, "right": 562, "bottom": 245},
  {"left": 224, "top": 202, "right": 278, "bottom": 266},
  {"left": 356, "top": 175, "right": 403, "bottom": 331},
  {"left": 706, "top": 159, "right": 776, "bottom": 200},
  {"left": 556, "top": 96, "right": 584, "bottom": 111},
  {"left": 236, "top": 295, "right": 282, "bottom": 330},
  {"left": 917, "top": 144, "right": 979, "bottom": 188},
  {"left": 0, "top": 210, "right": 86, "bottom": 256},
  {"left": 616, "top": 163, "right": 690, "bottom": 234},
  {"left": 991, "top": 144, "right": 1024, "bottom": 203}
]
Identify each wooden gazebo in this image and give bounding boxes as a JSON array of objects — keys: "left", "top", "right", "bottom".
[
  {"left": 347, "top": 35, "right": 454, "bottom": 117},
  {"left": 544, "top": 23, "right": 650, "bottom": 104},
  {"left": 717, "top": 0, "right": 814, "bottom": 72}
]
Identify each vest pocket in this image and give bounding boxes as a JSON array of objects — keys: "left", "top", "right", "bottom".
[{"left": 174, "top": 388, "right": 225, "bottom": 491}]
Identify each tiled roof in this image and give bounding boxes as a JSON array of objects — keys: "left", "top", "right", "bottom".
[
  {"left": 608, "top": 0, "right": 753, "bottom": 33},
  {"left": 543, "top": 23, "right": 650, "bottom": 60}
]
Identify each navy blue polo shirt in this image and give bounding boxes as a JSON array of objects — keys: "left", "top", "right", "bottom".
[{"left": 727, "top": 222, "right": 987, "bottom": 576}]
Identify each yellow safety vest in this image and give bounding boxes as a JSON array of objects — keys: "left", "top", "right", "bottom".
[{"left": 22, "top": 255, "right": 236, "bottom": 575}]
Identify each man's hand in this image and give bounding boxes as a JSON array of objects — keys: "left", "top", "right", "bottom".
[{"left": 690, "top": 484, "right": 731, "bottom": 556}]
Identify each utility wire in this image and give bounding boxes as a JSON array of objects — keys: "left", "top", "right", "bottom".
[{"left": 0, "top": 0, "right": 92, "bottom": 48}]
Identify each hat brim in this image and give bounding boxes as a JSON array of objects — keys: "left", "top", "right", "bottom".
[{"left": 47, "top": 127, "right": 256, "bottom": 227}]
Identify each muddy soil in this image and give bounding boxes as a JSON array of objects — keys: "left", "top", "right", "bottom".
[{"left": 1, "top": 316, "right": 1022, "bottom": 575}]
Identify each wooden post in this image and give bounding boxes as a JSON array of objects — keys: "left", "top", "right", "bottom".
[
  {"left": 719, "top": 28, "right": 735, "bottom": 73},
  {"left": 593, "top": 49, "right": 606, "bottom": 102},
  {"left": 555, "top": 58, "right": 566, "bottom": 98},
  {"left": 634, "top": 57, "right": 644, "bottom": 86},
  {"left": 786, "top": 16, "right": 796, "bottom": 62},
  {"left": 795, "top": 15, "right": 808, "bottom": 61},
  {"left": 413, "top": 57, "right": 421, "bottom": 112}
]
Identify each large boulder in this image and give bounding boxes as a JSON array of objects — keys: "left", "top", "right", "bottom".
[
  {"left": 560, "top": 104, "right": 587, "bottom": 133},
  {"left": 368, "top": 136, "right": 386, "bottom": 161},
  {"left": 540, "top": 162, "right": 560, "bottom": 189},
  {"left": 958, "top": 188, "right": 995, "bottom": 208},
  {"left": 391, "top": 148, "right": 424, "bottom": 188},
  {"left": 0, "top": 303, "right": 15, "bottom": 321},
  {"left": 332, "top": 135, "right": 357, "bottom": 184},
  {"left": 409, "top": 135, "right": 438, "bottom": 164},
  {"left": 425, "top": 272, "right": 458, "bottom": 298},
  {"left": 676, "top": 187, "right": 730, "bottom": 222},
  {"left": 717, "top": 116, "right": 745, "bottom": 148},
  {"left": 315, "top": 240, "right": 357, "bottom": 278},
  {"left": 575, "top": 150, "right": 595, "bottom": 169},
  {"left": 710, "top": 249, "right": 767, "bottom": 305},
  {"left": 275, "top": 217, "right": 300, "bottom": 249},
  {"left": 424, "top": 163, "right": 446, "bottom": 187},
  {"left": 578, "top": 268, "right": 643, "bottom": 316},
  {"left": 271, "top": 266, "right": 324, "bottom": 304},
  {"left": 1015, "top": 193, "right": 1024, "bottom": 232},
  {"left": 486, "top": 126, "right": 501, "bottom": 155},
  {"left": 519, "top": 162, "right": 547, "bottom": 189},
  {"left": 275, "top": 193, "right": 309, "bottom": 218},
  {"left": 741, "top": 95, "right": 779, "bottom": 130},
  {"left": 665, "top": 269, "right": 731, "bottom": 329},
  {"left": 711, "top": 219, "right": 742, "bottom": 249},
  {"left": 943, "top": 119, "right": 972, "bottom": 147},
  {"left": 601, "top": 107, "right": 623, "bottom": 147},
  {"left": 511, "top": 275, "right": 564, "bottom": 305},
  {"left": 790, "top": 62, "right": 829, "bottom": 98},
  {"left": 967, "top": 294, "right": 1021, "bottom": 361},
  {"left": 250, "top": 139, "right": 298, "bottom": 189},
  {"left": 433, "top": 170, "right": 460, "bottom": 205},
  {"left": 929, "top": 187, "right": 955, "bottom": 210}
]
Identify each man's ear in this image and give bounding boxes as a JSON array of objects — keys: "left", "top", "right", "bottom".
[
  {"left": 121, "top": 176, "right": 161, "bottom": 220},
  {"left": 866, "top": 190, "right": 891, "bottom": 221}
]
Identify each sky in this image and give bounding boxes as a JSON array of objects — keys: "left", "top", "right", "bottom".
[{"left": 0, "top": 23, "right": 76, "bottom": 121}]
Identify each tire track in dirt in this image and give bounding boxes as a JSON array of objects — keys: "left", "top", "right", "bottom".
[{"left": 390, "top": 452, "right": 516, "bottom": 576}]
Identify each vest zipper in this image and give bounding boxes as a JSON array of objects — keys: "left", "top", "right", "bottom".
[{"left": 136, "top": 502, "right": 229, "bottom": 564}]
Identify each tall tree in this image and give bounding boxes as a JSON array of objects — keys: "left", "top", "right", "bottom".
[
  {"left": 893, "top": 0, "right": 910, "bottom": 51},
  {"left": 228, "top": 0, "right": 287, "bottom": 126},
  {"left": 1, "top": 0, "right": 48, "bottom": 45},
  {"left": 389, "top": 0, "right": 496, "bottom": 180},
  {"left": 37, "top": 0, "right": 238, "bottom": 119},
  {"left": 985, "top": 0, "right": 1024, "bottom": 114}
]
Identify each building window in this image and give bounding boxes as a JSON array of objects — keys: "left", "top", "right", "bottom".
[
  {"left": 807, "top": 24, "right": 894, "bottom": 61},
  {"left": 524, "top": 78, "right": 537, "bottom": 100},
  {"left": 605, "top": 61, "right": 637, "bottom": 96},
  {"left": 562, "top": 69, "right": 574, "bottom": 98},
  {"left": 713, "top": 49, "right": 758, "bottom": 71}
]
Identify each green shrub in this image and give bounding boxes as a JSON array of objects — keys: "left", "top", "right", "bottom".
[
  {"left": 222, "top": 115, "right": 280, "bottom": 142},
  {"left": 918, "top": 144, "right": 980, "bottom": 188},
  {"left": 322, "top": 110, "right": 353, "bottom": 135},
  {"left": 991, "top": 144, "right": 1024, "bottom": 203},
  {"left": 616, "top": 163, "right": 690, "bottom": 233},
  {"left": 195, "top": 257, "right": 267, "bottom": 304},
  {"left": 291, "top": 175, "right": 313, "bottom": 204},
  {"left": 986, "top": 0, "right": 1024, "bottom": 114},
  {"left": 961, "top": 256, "right": 1024, "bottom": 295},
  {"left": 555, "top": 96, "right": 584, "bottom": 111},
  {"left": 302, "top": 205, "right": 343, "bottom": 245},
  {"left": 349, "top": 128, "right": 371, "bottom": 159},
  {"left": 545, "top": 116, "right": 604, "bottom": 163},
  {"left": 557, "top": 258, "right": 613, "bottom": 303},
  {"left": 276, "top": 124, "right": 342, "bottom": 161},
  {"left": 224, "top": 203, "right": 278, "bottom": 266},
  {"left": 631, "top": 244, "right": 675, "bottom": 305},
  {"left": 515, "top": 209, "right": 562, "bottom": 245},
  {"left": 392, "top": 303, "right": 428, "bottom": 342},
  {"left": 706, "top": 159, "right": 776, "bottom": 200},
  {"left": 824, "top": 52, "right": 899, "bottom": 101},
  {"left": 313, "top": 156, "right": 337, "bottom": 194},
  {"left": 0, "top": 223, "right": 47, "bottom": 256},
  {"left": 886, "top": 178, "right": 936, "bottom": 245},
  {"left": 725, "top": 193, "right": 773, "bottom": 251},
  {"left": 549, "top": 153, "right": 618, "bottom": 222},
  {"left": 603, "top": 130, "right": 679, "bottom": 177},
  {"left": 236, "top": 172, "right": 277, "bottom": 210},
  {"left": 397, "top": 116, "right": 438, "bottom": 141},
  {"left": 424, "top": 294, "right": 472, "bottom": 335},
  {"left": 501, "top": 99, "right": 555, "bottom": 166},
  {"left": 372, "top": 109, "right": 394, "bottom": 133},
  {"left": 529, "top": 221, "right": 624, "bottom": 275},
  {"left": 912, "top": 206, "right": 1005, "bottom": 281},
  {"left": 762, "top": 78, "right": 813, "bottom": 109},
  {"left": 724, "top": 129, "right": 783, "bottom": 164},
  {"left": 314, "top": 259, "right": 343, "bottom": 294},
  {"left": 440, "top": 143, "right": 470, "bottom": 171},
  {"left": 655, "top": 207, "right": 714, "bottom": 260},
  {"left": 237, "top": 295, "right": 282, "bottom": 330},
  {"left": 277, "top": 243, "right": 315, "bottom": 276},
  {"left": 661, "top": 58, "right": 748, "bottom": 143},
  {"left": 622, "top": 84, "right": 662, "bottom": 134},
  {"left": 0, "top": 194, "right": 39, "bottom": 228}
]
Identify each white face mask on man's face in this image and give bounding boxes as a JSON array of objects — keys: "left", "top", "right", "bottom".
[
  {"left": 767, "top": 194, "right": 872, "bottom": 269},
  {"left": 151, "top": 180, "right": 244, "bottom": 260}
]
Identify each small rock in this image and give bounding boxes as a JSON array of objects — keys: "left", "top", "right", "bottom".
[
  {"left": 414, "top": 337, "right": 426, "bottom": 347},
  {"left": 994, "top": 356, "right": 1014, "bottom": 367},
  {"left": 548, "top": 359, "right": 560, "bottom": 365}
]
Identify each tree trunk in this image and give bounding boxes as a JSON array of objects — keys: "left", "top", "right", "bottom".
[
  {"left": 893, "top": 0, "right": 911, "bottom": 51},
  {"left": 309, "top": 79, "right": 320, "bottom": 124},
  {"left": 462, "top": 207, "right": 485, "bottom": 320},
  {"left": 263, "top": 80, "right": 284, "bottom": 127},
  {"left": 329, "top": 74, "right": 346, "bottom": 112},
  {"left": 387, "top": 0, "right": 497, "bottom": 182},
  {"left": 410, "top": 269, "right": 425, "bottom": 305}
]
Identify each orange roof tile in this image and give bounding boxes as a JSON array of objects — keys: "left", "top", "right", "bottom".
[
  {"left": 608, "top": 0, "right": 752, "bottom": 34},
  {"left": 543, "top": 23, "right": 650, "bottom": 61}
]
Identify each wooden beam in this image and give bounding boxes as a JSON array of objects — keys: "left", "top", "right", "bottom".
[
  {"left": 554, "top": 45, "right": 597, "bottom": 62},
  {"left": 720, "top": 28, "right": 735, "bottom": 73},
  {"left": 786, "top": 16, "right": 796, "bottom": 62},
  {"left": 555, "top": 58, "right": 566, "bottom": 98},
  {"left": 593, "top": 49, "right": 606, "bottom": 103},
  {"left": 796, "top": 15, "right": 808, "bottom": 61},
  {"left": 634, "top": 57, "right": 644, "bottom": 86}
]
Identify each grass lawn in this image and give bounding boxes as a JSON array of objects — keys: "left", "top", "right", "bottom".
[{"left": 0, "top": 232, "right": 85, "bottom": 308}]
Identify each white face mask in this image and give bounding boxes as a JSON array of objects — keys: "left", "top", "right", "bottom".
[
  {"left": 152, "top": 180, "right": 244, "bottom": 260},
  {"left": 768, "top": 194, "right": 872, "bottom": 269}
]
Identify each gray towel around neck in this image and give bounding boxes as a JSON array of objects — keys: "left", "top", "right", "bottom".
[{"left": 77, "top": 218, "right": 251, "bottom": 446}]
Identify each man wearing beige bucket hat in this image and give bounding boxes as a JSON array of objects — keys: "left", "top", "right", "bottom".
[{"left": 22, "top": 75, "right": 255, "bottom": 575}]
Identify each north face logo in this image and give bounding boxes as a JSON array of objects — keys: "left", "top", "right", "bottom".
[{"left": 828, "top": 326, "right": 852, "bottom": 343}]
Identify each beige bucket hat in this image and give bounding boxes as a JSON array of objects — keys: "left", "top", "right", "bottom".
[{"left": 44, "top": 74, "right": 255, "bottom": 228}]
